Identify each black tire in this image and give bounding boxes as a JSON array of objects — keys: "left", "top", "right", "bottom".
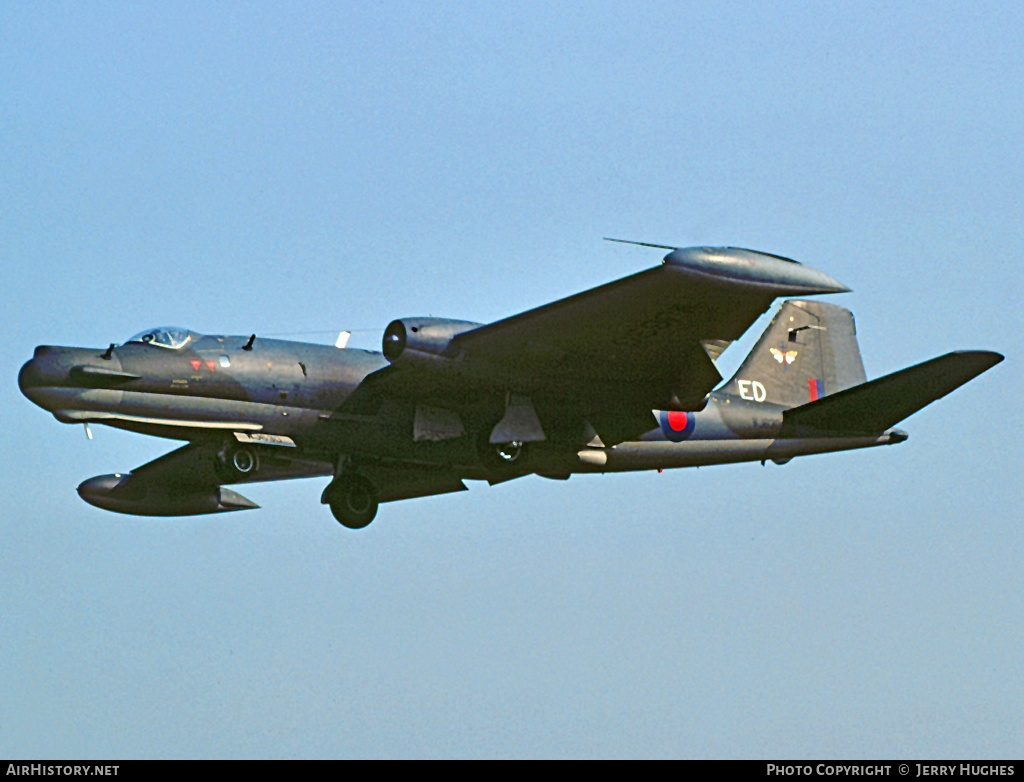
[
  {"left": 476, "top": 427, "right": 529, "bottom": 475},
  {"left": 326, "top": 475, "right": 379, "bottom": 529},
  {"left": 215, "top": 444, "right": 260, "bottom": 483}
]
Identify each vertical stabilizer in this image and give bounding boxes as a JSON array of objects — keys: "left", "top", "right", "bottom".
[{"left": 718, "top": 300, "right": 866, "bottom": 409}]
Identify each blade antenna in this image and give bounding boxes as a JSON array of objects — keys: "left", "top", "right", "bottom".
[{"left": 603, "top": 237, "right": 678, "bottom": 250}]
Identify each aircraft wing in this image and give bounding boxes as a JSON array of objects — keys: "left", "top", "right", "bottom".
[
  {"left": 347, "top": 247, "right": 849, "bottom": 443},
  {"left": 128, "top": 443, "right": 473, "bottom": 501},
  {"left": 129, "top": 442, "right": 332, "bottom": 487},
  {"left": 77, "top": 441, "right": 470, "bottom": 516}
]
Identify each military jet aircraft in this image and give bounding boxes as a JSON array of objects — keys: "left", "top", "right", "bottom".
[{"left": 18, "top": 245, "right": 1002, "bottom": 529}]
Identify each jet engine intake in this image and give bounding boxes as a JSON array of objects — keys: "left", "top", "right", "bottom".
[{"left": 382, "top": 318, "right": 482, "bottom": 364}]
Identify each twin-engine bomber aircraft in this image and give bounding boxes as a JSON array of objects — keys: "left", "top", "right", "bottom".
[{"left": 19, "top": 245, "right": 1002, "bottom": 529}]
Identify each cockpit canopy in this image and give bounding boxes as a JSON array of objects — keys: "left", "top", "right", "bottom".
[{"left": 125, "top": 327, "right": 192, "bottom": 350}]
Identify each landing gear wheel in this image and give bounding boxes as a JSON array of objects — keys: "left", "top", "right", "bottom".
[
  {"left": 477, "top": 428, "right": 529, "bottom": 475},
  {"left": 496, "top": 441, "right": 525, "bottom": 463},
  {"left": 215, "top": 444, "right": 260, "bottom": 483},
  {"left": 326, "top": 475, "right": 379, "bottom": 529}
]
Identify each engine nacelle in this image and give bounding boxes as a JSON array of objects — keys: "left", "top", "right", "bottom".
[{"left": 382, "top": 317, "right": 482, "bottom": 365}]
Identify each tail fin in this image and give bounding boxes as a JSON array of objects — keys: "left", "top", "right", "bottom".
[{"left": 718, "top": 300, "right": 866, "bottom": 408}]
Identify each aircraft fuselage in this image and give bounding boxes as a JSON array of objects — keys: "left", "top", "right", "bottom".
[{"left": 19, "top": 331, "right": 907, "bottom": 487}]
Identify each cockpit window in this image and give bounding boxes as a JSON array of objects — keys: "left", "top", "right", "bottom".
[{"left": 125, "top": 327, "right": 192, "bottom": 350}]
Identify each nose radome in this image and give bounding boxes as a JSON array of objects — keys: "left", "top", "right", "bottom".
[
  {"left": 19, "top": 346, "right": 64, "bottom": 391},
  {"left": 19, "top": 357, "right": 52, "bottom": 412},
  {"left": 18, "top": 353, "right": 44, "bottom": 396},
  {"left": 18, "top": 345, "right": 110, "bottom": 407}
]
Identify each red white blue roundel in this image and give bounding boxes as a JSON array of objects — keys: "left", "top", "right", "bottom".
[{"left": 660, "top": 410, "right": 696, "bottom": 442}]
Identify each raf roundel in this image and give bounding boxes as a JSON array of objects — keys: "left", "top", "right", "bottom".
[{"left": 660, "top": 410, "right": 696, "bottom": 442}]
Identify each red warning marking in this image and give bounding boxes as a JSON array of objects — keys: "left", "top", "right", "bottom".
[
  {"left": 205, "top": 361, "right": 216, "bottom": 371},
  {"left": 190, "top": 360, "right": 201, "bottom": 371},
  {"left": 808, "top": 378, "right": 820, "bottom": 401}
]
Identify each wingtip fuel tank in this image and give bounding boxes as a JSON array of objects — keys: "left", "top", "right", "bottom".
[
  {"left": 78, "top": 473, "right": 260, "bottom": 516},
  {"left": 664, "top": 246, "right": 851, "bottom": 295}
]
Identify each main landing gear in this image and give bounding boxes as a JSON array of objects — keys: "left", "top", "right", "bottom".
[
  {"left": 476, "top": 428, "right": 529, "bottom": 476},
  {"left": 322, "top": 473, "right": 379, "bottom": 529}
]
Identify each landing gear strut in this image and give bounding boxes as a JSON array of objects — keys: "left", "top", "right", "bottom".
[{"left": 322, "top": 474, "right": 379, "bottom": 529}]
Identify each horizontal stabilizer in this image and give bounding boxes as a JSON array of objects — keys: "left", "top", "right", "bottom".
[{"left": 780, "top": 350, "right": 1003, "bottom": 436}]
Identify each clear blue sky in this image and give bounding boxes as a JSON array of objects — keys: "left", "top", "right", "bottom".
[{"left": 2, "top": 1, "right": 1021, "bottom": 759}]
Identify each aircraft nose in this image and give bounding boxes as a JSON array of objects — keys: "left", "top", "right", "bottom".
[
  {"left": 18, "top": 346, "right": 82, "bottom": 408},
  {"left": 18, "top": 347, "right": 53, "bottom": 398},
  {"left": 20, "top": 344, "right": 132, "bottom": 414}
]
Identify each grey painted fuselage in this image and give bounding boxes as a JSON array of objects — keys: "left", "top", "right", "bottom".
[
  {"left": 17, "top": 246, "right": 1003, "bottom": 526},
  {"left": 16, "top": 330, "right": 917, "bottom": 487}
]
